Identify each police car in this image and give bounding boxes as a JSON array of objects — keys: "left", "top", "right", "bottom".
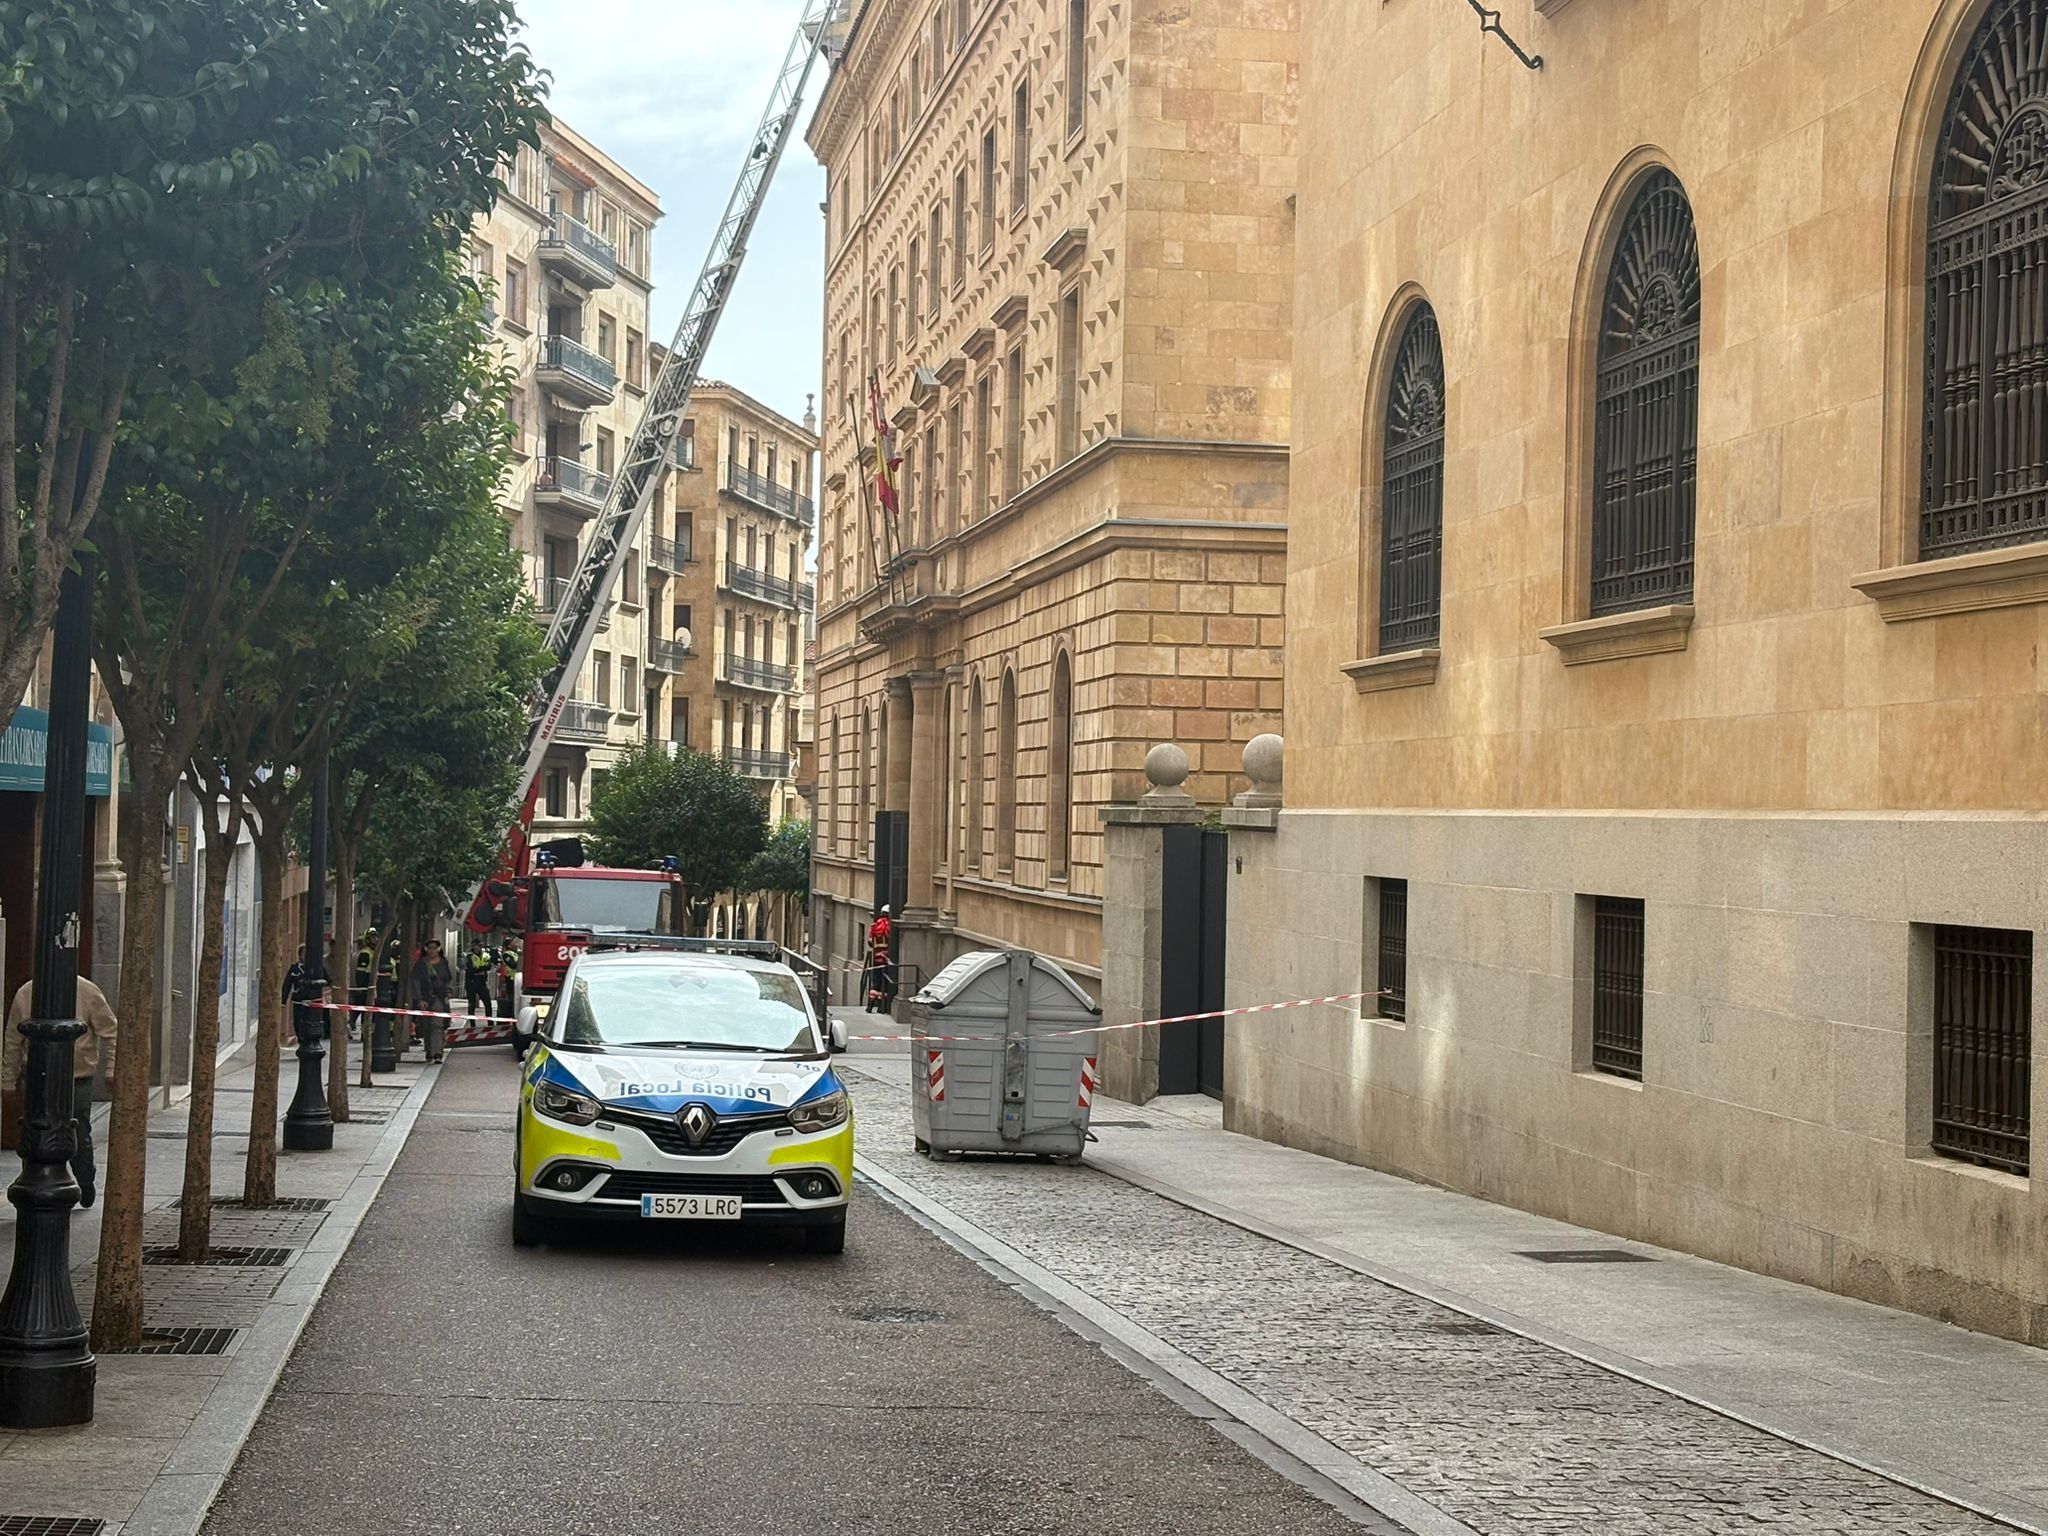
[{"left": 512, "top": 942, "right": 853, "bottom": 1254}]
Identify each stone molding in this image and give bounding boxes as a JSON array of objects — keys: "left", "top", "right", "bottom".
[
  {"left": 1102, "top": 802, "right": 1208, "bottom": 827},
  {"left": 1538, "top": 604, "right": 1694, "bottom": 665},
  {"left": 992, "top": 292, "right": 1028, "bottom": 330},
  {"left": 961, "top": 324, "right": 998, "bottom": 361},
  {"left": 1221, "top": 806, "right": 1279, "bottom": 831},
  {"left": 1342, "top": 647, "right": 1441, "bottom": 693},
  {"left": 1850, "top": 543, "right": 2048, "bottom": 623},
  {"left": 935, "top": 354, "right": 968, "bottom": 388},
  {"left": 1042, "top": 226, "right": 1088, "bottom": 271}
]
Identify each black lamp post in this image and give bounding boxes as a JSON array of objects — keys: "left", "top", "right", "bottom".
[
  {"left": 282, "top": 753, "right": 332, "bottom": 1151},
  {"left": 0, "top": 556, "right": 98, "bottom": 1428}
]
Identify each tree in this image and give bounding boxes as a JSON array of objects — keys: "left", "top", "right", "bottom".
[
  {"left": 587, "top": 746, "right": 770, "bottom": 929},
  {"left": 741, "top": 818, "right": 812, "bottom": 948}
]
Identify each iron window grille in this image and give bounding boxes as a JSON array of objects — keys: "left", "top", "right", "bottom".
[
  {"left": 1590, "top": 896, "right": 1645, "bottom": 1080},
  {"left": 1591, "top": 171, "right": 1699, "bottom": 617},
  {"left": 1377, "top": 879, "right": 1408, "bottom": 1022},
  {"left": 1931, "top": 924, "right": 2031, "bottom": 1175},
  {"left": 1381, "top": 307, "right": 1445, "bottom": 652},
  {"left": 1924, "top": 0, "right": 2048, "bottom": 560}
]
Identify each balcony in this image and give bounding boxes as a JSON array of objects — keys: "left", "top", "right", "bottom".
[
  {"left": 535, "top": 574, "right": 571, "bottom": 615},
  {"left": 724, "top": 462, "right": 815, "bottom": 526},
  {"left": 555, "top": 700, "right": 610, "bottom": 742},
  {"left": 721, "top": 557, "right": 799, "bottom": 609},
  {"left": 534, "top": 455, "right": 612, "bottom": 516},
  {"left": 720, "top": 655, "right": 796, "bottom": 693},
  {"left": 537, "top": 333, "right": 616, "bottom": 407},
  {"left": 723, "top": 748, "right": 793, "bottom": 781},
  {"left": 646, "top": 638, "right": 693, "bottom": 674},
  {"left": 536, "top": 211, "right": 617, "bottom": 289},
  {"left": 649, "top": 535, "right": 692, "bottom": 571}
]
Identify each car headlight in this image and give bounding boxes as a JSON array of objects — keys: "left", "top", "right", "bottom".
[
  {"left": 788, "top": 1088, "right": 848, "bottom": 1133},
  {"left": 532, "top": 1081, "right": 601, "bottom": 1126}
]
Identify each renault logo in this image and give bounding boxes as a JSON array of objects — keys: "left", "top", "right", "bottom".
[{"left": 677, "top": 1103, "right": 716, "bottom": 1147}]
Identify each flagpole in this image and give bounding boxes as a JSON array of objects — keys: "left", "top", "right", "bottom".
[{"left": 845, "top": 388, "right": 896, "bottom": 602}]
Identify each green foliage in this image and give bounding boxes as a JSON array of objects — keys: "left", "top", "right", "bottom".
[
  {"left": 743, "top": 819, "right": 812, "bottom": 901},
  {"left": 587, "top": 745, "right": 771, "bottom": 915}
]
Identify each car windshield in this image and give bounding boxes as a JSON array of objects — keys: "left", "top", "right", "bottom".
[
  {"left": 554, "top": 963, "right": 818, "bottom": 1054},
  {"left": 536, "top": 877, "right": 667, "bottom": 933}
]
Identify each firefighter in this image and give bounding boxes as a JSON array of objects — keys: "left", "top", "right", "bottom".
[
  {"left": 351, "top": 928, "right": 378, "bottom": 1043},
  {"left": 463, "top": 942, "right": 495, "bottom": 1020},
  {"left": 378, "top": 936, "right": 408, "bottom": 1054},
  {"left": 863, "top": 905, "right": 897, "bottom": 1014}
]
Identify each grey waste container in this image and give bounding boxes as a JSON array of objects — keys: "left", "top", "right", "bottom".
[{"left": 908, "top": 949, "right": 1103, "bottom": 1160}]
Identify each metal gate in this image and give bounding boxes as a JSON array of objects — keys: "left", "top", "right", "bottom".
[
  {"left": 1159, "top": 824, "right": 1228, "bottom": 1098},
  {"left": 872, "top": 810, "right": 908, "bottom": 915}
]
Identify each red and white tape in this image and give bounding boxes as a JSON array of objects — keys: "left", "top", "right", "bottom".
[{"left": 843, "top": 989, "right": 1383, "bottom": 1044}]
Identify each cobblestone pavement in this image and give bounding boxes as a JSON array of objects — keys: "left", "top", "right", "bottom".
[{"left": 846, "top": 1071, "right": 2021, "bottom": 1536}]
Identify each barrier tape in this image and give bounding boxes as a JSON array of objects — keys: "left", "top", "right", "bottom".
[
  {"left": 843, "top": 989, "right": 1385, "bottom": 1044},
  {"left": 308, "top": 1000, "right": 515, "bottom": 1024}
]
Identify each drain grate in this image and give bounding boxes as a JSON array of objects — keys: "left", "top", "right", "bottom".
[
  {"left": 143, "top": 1245, "right": 293, "bottom": 1268},
  {"left": 847, "top": 1304, "right": 946, "bottom": 1324},
  {"left": 103, "top": 1326, "right": 239, "bottom": 1356},
  {"left": 0, "top": 1519, "right": 108, "bottom": 1535},
  {"left": 342, "top": 1110, "right": 392, "bottom": 1125},
  {"left": 1089, "top": 1119, "right": 1153, "bottom": 1129},
  {"left": 174, "top": 1196, "right": 331, "bottom": 1213},
  {"left": 1516, "top": 1248, "right": 1656, "bottom": 1264},
  {"left": 147, "top": 1128, "right": 249, "bottom": 1139},
  {"left": 1427, "top": 1320, "right": 1506, "bottom": 1336}
]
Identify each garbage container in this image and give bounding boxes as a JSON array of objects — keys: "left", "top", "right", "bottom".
[{"left": 908, "top": 949, "right": 1103, "bottom": 1160}]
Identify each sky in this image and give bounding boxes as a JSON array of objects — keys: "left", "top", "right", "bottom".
[{"left": 514, "top": 0, "right": 829, "bottom": 426}]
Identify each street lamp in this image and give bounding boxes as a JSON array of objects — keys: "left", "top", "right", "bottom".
[
  {"left": 282, "top": 753, "right": 333, "bottom": 1151},
  {"left": 0, "top": 556, "right": 98, "bottom": 1427}
]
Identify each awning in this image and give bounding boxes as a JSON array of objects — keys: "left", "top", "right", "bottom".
[{"left": 0, "top": 707, "right": 115, "bottom": 797}]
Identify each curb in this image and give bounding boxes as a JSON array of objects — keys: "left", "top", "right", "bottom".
[
  {"left": 853, "top": 1150, "right": 1459, "bottom": 1536},
  {"left": 117, "top": 1064, "right": 443, "bottom": 1536}
]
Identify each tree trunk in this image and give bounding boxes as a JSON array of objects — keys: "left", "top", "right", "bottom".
[
  {"left": 330, "top": 829, "right": 356, "bottom": 1113},
  {"left": 176, "top": 789, "right": 237, "bottom": 1261},
  {"left": 91, "top": 763, "right": 170, "bottom": 1350},
  {"left": 242, "top": 828, "right": 289, "bottom": 1206}
]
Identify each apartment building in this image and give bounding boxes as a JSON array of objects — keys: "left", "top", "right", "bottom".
[
  {"left": 805, "top": 0, "right": 1300, "bottom": 998},
  {"left": 1229, "top": 0, "right": 2046, "bottom": 1342},
  {"left": 473, "top": 119, "right": 662, "bottom": 838},
  {"left": 643, "top": 364, "right": 818, "bottom": 830}
]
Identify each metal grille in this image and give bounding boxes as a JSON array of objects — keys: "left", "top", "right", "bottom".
[
  {"left": 607, "top": 1105, "right": 792, "bottom": 1157},
  {"left": 143, "top": 1245, "right": 293, "bottom": 1268},
  {"left": 1591, "top": 897, "right": 1645, "bottom": 1080},
  {"left": 1923, "top": 0, "right": 2048, "bottom": 559},
  {"left": 1380, "top": 307, "right": 1444, "bottom": 651},
  {"left": 1377, "top": 878, "right": 1408, "bottom": 1022},
  {"left": 1518, "top": 1248, "right": 1657, "bottom": 1264},
  {"left": 594, "top": 1171, "right": 787, "bottom": 1204},
  {"left": 1591, "top": 171, "right": 1699, "bottom": 616},
  {"left": 103, "top": 1326, "right": 239, "bottom": 1356},
  {"left": 0, "top": 1519, "right": 108, "bottom": 1535},
  {"left": 1931, "top": 925, "right": 2032, "bottom": 1174},
  {"left": 176, "top": 1196, "right": 331, "bottom": 1212}
]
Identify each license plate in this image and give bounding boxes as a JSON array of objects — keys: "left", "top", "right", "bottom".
[{"left": 640, "top": 1193, "right": 743, "bottom": 1220}]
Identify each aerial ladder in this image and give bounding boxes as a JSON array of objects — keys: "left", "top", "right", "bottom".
[{"left": 464, "top": 0, "right": 845, "bottom": 949}]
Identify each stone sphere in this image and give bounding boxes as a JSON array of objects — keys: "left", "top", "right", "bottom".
[
  {"left": 1144, "top": 742, "right": 1191, "bottom": 790},
  {"left": 1243, "top": 733, "right": 1284, "bottom": 789}
]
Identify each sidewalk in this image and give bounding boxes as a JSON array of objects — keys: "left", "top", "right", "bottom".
[
  {"left": 0, "top": 1046, "right": 437, "bottom": 1535},
  {"left": 836, "top": 1031, "right": 2048, "bottom": 1535}
]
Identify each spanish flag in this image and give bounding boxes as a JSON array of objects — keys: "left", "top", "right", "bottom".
[{"left": 867, "top": 374, "right": 902, "bottom": 522}]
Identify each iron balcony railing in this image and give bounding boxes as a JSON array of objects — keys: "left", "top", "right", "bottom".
[
  {"left": 649, "top": 535, "right": 691, "bottom": 571},
  {"left": 722, "top": 557, "right": 798, "bottom": 608},
  {"left": 535, "top": 455, "right": 612, "bottom": 511},
  {"left": 535, "top": 574, "right": 571, "bottom": 614},
  {"left": 556, "top": 700, "right": 610, "bottom": 741},
  {"left": 725, "top": 462, "right": 816, "bottom": 525},
  {"left": 723, "top": 748, "right": 793, "bottom": 780},
  {"left": 720, "top": 654, "right": 796, "bottom": 693},
  {"left": 646, "top": 638, "right": 693, "bottom": 673},
  {"left": 1931, "top": 924, "right": 2031, "bottom": 1175},
  {"left": 797, "top": 578, "right": 816, "bottom": 610},
  {"left": 539, "top": 333, "right": 617, "bottom": 398},
  {"left": 537, "top": 211, "right": 618, "bottom": 285}
]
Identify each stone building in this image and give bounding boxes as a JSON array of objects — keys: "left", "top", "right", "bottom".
[
  {"left": 804, "top": 0, "right": 1299, "bottom": 999},
  {"left": 472, "top": 119, "right": 662, "bottom": 840},
  {"left": 642, "top": 362, "right": 819, "bottom": 833},
  {"left": 1227, "top": 0, "right": 2047, "bottom": 1342}
]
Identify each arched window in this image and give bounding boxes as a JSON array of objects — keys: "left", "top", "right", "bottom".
[
  {"left": 858, "top": 706, "right": 873, "bottom": 857},
  {"left": 1591, "top": 169, "right": 1700, "bottom": 616},
  {"left": 1047, "top": 651, "right": 1073, "bottom": 880},
  {"left": 1926, "top": 0, "right": 2048, "bottom": 558},
  {"left": 1380, "top": 305, "right": 1445, "bottom": 651},
  {"left": 826, "top": 714, "right": 840, "bottom": 854},
  {"left": 965, "top": 677, "right": 985, "bottom": 875},
  {"left": 996, "top": 668, "right": 1018, "bottom": 873}
]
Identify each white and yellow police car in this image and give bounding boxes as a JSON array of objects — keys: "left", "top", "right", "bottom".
[{"left": 513, "top": 943, "right": 853, "bottom": 1254}]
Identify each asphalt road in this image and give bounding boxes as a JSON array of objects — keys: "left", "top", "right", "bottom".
[{"left": 200, "top": 1048, "right": 1369, "bottom": 1536}]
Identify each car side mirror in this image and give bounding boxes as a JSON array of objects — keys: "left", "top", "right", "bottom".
[
  {"left": 828, "top": 1017, "right": 848, "bottom": 1054},
  {"left": 517, "top": 1006, "right": 541, "bottom": 1041}
]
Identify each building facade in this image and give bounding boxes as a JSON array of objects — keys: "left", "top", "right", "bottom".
[
  {"left": 473, "top": 119, "right": 662, "bottom": 840},
  {"left": 805, "top": 0, "right": 1300, "bottom": 999},
  {"left": 643, "top": 369, "right": 819, "bottom": 832},
  {"left": 1229, "top": 0, "right": 2047, "bottom": 1343}
]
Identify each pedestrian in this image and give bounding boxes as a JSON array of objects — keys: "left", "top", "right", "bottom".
[
  {"left": 281, "top": 944, "right": 306, "bottom": 1047},
  {"left": 463, "top": 942, "right": 495, "bottom": 1020},
  {"left": 378, "top": 936, "right": 407, "bottom": 1055},
  {"left": 411, "top": 939, "right": 454, "bottom": 1063},
  {"left": 863, "top": 905, "right": 898, "bottom": 1014},
  {"left": 495, "top": 941, "right": 519, "bottom": 1021},
  {"left": 352, "top": 927, "right": 378, "bottom": 1043},
  {"left": 2, "top": 971, "right": 119, "bottom": 1208}
]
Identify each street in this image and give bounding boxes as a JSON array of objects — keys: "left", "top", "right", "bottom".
[{"left": 196, "top": 1048, "right": 1368, "bottom": 1536}]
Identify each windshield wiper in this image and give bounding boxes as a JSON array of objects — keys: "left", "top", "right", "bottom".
[{"left": 626, "top": 1040, "right": 782, "bottom": 1052}]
